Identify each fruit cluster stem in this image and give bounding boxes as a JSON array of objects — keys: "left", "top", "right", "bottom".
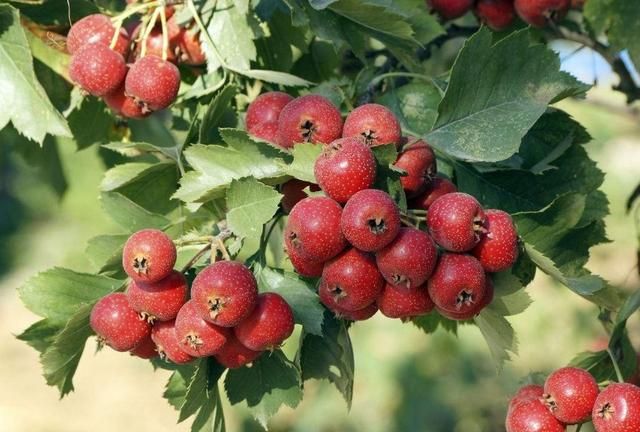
[
  {"left": 159, "top": 5, "right": 170, "bottom": 62},
  {"left": 140, "top": 7, "right": 161, "bottom": 58},
  {"left": 112, "top": 1, "right": 161, "bottom": 24}
]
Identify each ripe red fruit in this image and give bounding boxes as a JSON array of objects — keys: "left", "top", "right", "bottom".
[
  {"left": 280, "top": 179, "right": 321, "bottom": 214},
  {"left": 248, "top": 121, "right": 279, "bottom": 143},
  {"left": 125, "top": 56, "right": 181, "bottom": 112},
  {"left": 342, "top": 103, "right": 401, "bottom": 147},
  {"left": 341, "top": 189, "right": 401, "bottom": 252},
  {"left": 543, "top": 367, "right": 599, "bottom": 424},
  {"left": 66, "top": 14, "right": 130, "bottom": 56},
  {"left": 104, "top": 83, "right": 150, "bottom": 119},
  {"left": 334, "top": 302, "right": 379, "bottom": 321},
  {"left": 122, "top": 229, "right": 176, "bottom": 284},
  {"left": 214, "top": 334, "right": 262, "bottom": 369},
  {"left": 506, "top": 398, "right": 566, "bottom": 432},
  {"left": 592, "top": 383, "right": 640, "bottom": 432},
  {"left": 90, "top": 293, "right": 151, "bottom": 352},
  {"left": 69, "top": 44, "right": 126, "bottom": 96},
  {"left": 427, "top": 253, "right": 486, "bottom": 319},
  {"left": 475, "top": 0, "right": 517, "bottom": 30},
  {"left": 287, "top": 245, "right": 324, "bottom": 278},
  {"left": 427, "top": 192, "right": 486, "bottom": 252},
  {"left": 191, "top": 261, "right": 259, "bottom": 327},
  {"left": 276, "top": 95, "right": 343, "bottom": 148},
  {"left": 377, "top": 283, "right": 434, "bottom": 319},
  {"left": 410, "top": 176, "right": 458, "bottom": 210},
  {"left": 508, "top": 384, "right": 545, "bottom": 413},
  {"left": 130, "top": 334, "right": 158, "bottom": 359},
  {"left": 176, "top": 29, "right": 206, "bottom": 65},
  {"left": 376, "top": 227, "right": 438, "bottom": 288},
  {"left": 127, "top": 270, "right": 188, "bottom": 322},
  {"left": 151, "top": 320, "right": 194, "bottom": 364},
  {"left": 438, "top": 277, "right": 494, "bottom": 320},
  {"left": 319, "top": 248, "right": 384, "bottom": 312},
  {"left": 472, "top": 209, "right": 519, "bottom": 272},
  {"left": 175, "top": 300, "right": 230, "bottom": 357},
  {"left": 246, "top": 91, "right": 294, "bottom": 131},
  {"left": 284, "top": 196, "right": 346, "bottom": 262},
  {"left": 514, "top": 0, "right": 570, "bottom": 27},
  {"left": 314, "top": 137, "right": 377, "bottom": 203},
  {"left": 395, "top": 138, "right": 437, "bottom": 198},
  {"left": 134, "top": 27, "right": 178, "bottom": 63},
  {"left": 428, "top": 0, "right": 474, "bottom": 19},
  {"left": 234, "top": 293, "right": 295, "bottom": 351}
]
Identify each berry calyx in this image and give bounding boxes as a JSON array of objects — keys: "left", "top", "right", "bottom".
[
  {"left": 125, "top": 55, "right": 181, "bottom": 112},
  {"left": 428, "top": 0, "right": 474, "bottom": 19},
  {"left": 505, "top": 398, "right": 566, "bottom": 432},
  {"left": 395, "top": 138, "right": 437, "bottom": 198},
  {"left": 234, "top": 293, "right": 295, "bottom": 351},
  {"left": 276, "top": 95, "right": 343, "bottom": 148},
  {"left": 214, "top": 333, "right": 262, "bottom": 369},
  {"left": 69, "top": 43, "right": 126, "bottom": 97},
  {"left": 438, "top": 277, "right": 494, "bottom": 320},
  {"left": 246, "top": 91, "right": 294, "bottom": 131},
  {"left": 122, "top": 229, "right": 176, "bottom": 284},
  {"left": 342, "top": 103, "right": 401, "bottom": 147},
  {"left": 130, "top": 334, "right": 158, "bottom": 359},
  {"left": 377, "top": 283, "right": 434, "bottom": 319},
  {"left": 427, "top": 192, "right": 486, "bottom": 252},
  {"left": 314, "top": 137, "right": 377, "bottom": 204},
  {"left": 592, "top": 383, "right": 640, "bottom": 432},
  {"left": 472, "top": 209, "right": 519, "bottom": 273},
  {"left": 409, "top": 176, "right": 458, "bottom": 210},
  {"left": 280, "top": 179, "right": 320, "bottom": 214},
  {"left": 341, "top": 189, "right": 401, "bottom": 252},
  {"left": 175, "top": 300, "right": 230, "bottom": 357},
  {"left": 66, "top": 14, "right": 130, "bottom": 56},
  {"left": 190, "top": 261, "right": 259, "bottom": 327},
  {"left": 543, "top": 367, "right": 599, "bottom": 424},
  {"left": 514, "top": 0, "right": 570, "bottom": 27},
  {"left": 475, "top": 0, "right": 517, "bottom": 31},
  {"left": 90, "top": 293, "right": 151, "bottom": 352},
  {"left": 151, "top": 319, "right": 194, "bottom": 364},
  {"left": 127, "top": 270, "right": 188, "bottom": 322}
]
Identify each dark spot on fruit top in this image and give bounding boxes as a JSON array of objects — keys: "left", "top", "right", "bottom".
[
  {"left": 361, "top": 129, "right": 377, "bottom": 145},
  {"left": 133, "top": 255, "right": 149, "bottom": 275},
  {"left": 456, "top": 290, "right": 474, "bottom": 309},
  {"left": 368, "top": 217, "right": 387, "bottom": 235},
  {"left": 330, "top": 285, "right": 346, "bottom": 300},
  {"left": 596, "top": 403, "right": 614, "bottom": 420},
  {"left": 300, "top": 120, "right": 316, "bottom": 142},
  {"left": 208, "top": 297, "right": 226, "bottom": 319},
  {"left": 392, "top": 273, "right": 410, "bottom": 288},
  {"left": 186, "top": 334, "right": 203, "bottom": 349}
]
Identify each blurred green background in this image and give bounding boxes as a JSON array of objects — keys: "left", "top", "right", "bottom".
[{"left": 1, "top": 78, "right": 640, "bottom": 432}]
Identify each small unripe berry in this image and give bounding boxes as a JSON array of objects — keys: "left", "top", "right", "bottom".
[{"left": 342, "top": 103, "right": 401, "bottom": 147}]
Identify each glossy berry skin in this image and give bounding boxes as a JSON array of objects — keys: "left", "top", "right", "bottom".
[
  {"left": 285, "top": 196, "right": 346, "bottom": 262},
  {"left": 427, "top": 253, "right": 486, "bottom": 319},
  {"left": 249, "top": 122, "right": 279, "bottom": 144},
  {"left": 214, "top": 334, "right": 262, "bottom": 369},
  {"left": 342, "top": 103, "right": 401, "bottom": 147},
  {"left": 280, "top": 179, "right": 320, "bottom": 214},
  {"left": 127, "top": 270, "right": 188, "bottom": 322},
  {"left": 151, "top": 320, "right": 194, "bottom": 364},
  {"left": 377, "top": 283, "right": 434, "bottom": 319},
  {"left": 175, "top": 300, "right": 230, "bottom": 357},
  {"left": 246, "top": 92, "right": 294, "bottom": 131},
  {"left": 287, "top": 245, "right": 324, "bottom": 278},
  {"left": 104, "top": 84, "right": 150, "bottom": 119},
  {"left": 506, "top": 398, "right": 566, "bottom": 432},
  {"left": 472, "top": 209, "right": 519, "bottom": 272},
  {"left": 314, "top": 137, "right": 377, "bottom": 203},
  {"left": 508, "top": 385, "right": 545, "bottom": 413},
  {"left": 276, "top": 95, "right": 343, "bottom": 148},
  {"left": 427, "top": 192, "right": 486, "bottom": 252},
  {"left": 341, "top": 189, "right": 401, "bottom": 252},
  {"left": 66, "top": 14, "right": 130, "bottom": 56},
  {"left": 319, "top": 248, "right": 384, "bottom": 312},
  {"left": 376, "top": 227, "right": 438, "bottom": 288},
  {"left": 475, "top": 0, "right": 517, "bottom": 30},
  {"left": 122, "top": 229, "right": 176, "bottom": 284},
  {"left": 410, "top": 177, "right": 458, "bottom": 210},
  {"left": 69, "top": 44, "right": 126, "bottom": 96},
  {"left": 191, "top": 261, "right": 259, "bottom": 327},
  {"left": 439, "top": 277, "right": 494, "bottom": 320},
  {"left": 428, "top": 0, "right": 474, "bottom": 19},
  {"left": 514, "top": 0, "right": 570, "bottom": 27},
  {"left": 592, "top": 383, "right": 640, "bottom": 432},
  {"left": 177, "top": 29, "right": 206, "bottom": 65},
  {"left": 234, "top": 293, "right": 295, "bottom": 351},
  {"left": 334, "top": 302, "right": 378, "bottom": 321},
  {"left": 395, "top": 138, "right": 437, "bottom": 198},
  {"left": 90, "top": 293, "right": 151, "bottom": 352},
  {"left": 130, "top": 334, "right": 158, "bottom": 359},
  {"left": 125, "top": 56, "right": 181, "bottom": 112},
  {"left": 543, "top": 367, "right": 599, "bottom": 424}
]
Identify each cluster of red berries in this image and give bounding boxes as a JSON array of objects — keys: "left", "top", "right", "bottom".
[
  {"left": 89, "top": 229, "right": 295, "bottom": 368},
  {"left": 67, "top": 8, "right": 202, "bottom": 118},
  {"left": 427, "top": 0, "right": 583, "bottom": 31},
  {"left": 244, "top": 91, "right": 520, "bottom": 322},
  {"left": 506, "top": 366, "right": 640, "bottom": 431}
]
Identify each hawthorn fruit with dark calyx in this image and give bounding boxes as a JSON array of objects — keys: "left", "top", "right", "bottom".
[
  {"left": 428, "top": 0, "right": 474, "bottom": 20},
  {"left": 125, "top": 55, "right": 181, "bottom": 112},
  {"left": 395, "top": 137, "right": 437, "bottom": 198},
  {"left": 287, "top": 245, "right": 324, "bottom": 278},
  {"left": 377, "top": 283, "right": 434, "bottom": 319},
  {"left": 410, "top": 176, "right": 458, "bottom": 210},
  {"left": 280, "top": 179, "right": 321, "bottom": 214},
  {"left": 66, "top": 13, "right": 130, "bottom": 57},
  {"left": 438, "top": 277, "right": 494, "bottom": 320},
  {"left": 176, "top": 28, "right": 206, "bottom": 66},
  {"left": 234, "top": 293, "right": 295, "bottom": 351},
  {"left": 507, "top": 384, "right": 545, "bottom": 413},
  {"left": 514, "top": 0, "right": 570, "bottom": 27},
  {"left": 334, "top": 302, "right": 379, "bottom": 321},
  {"left": 214, "top": 333, "right": 262, "bottom": 369},
  {"left": 130, "top": 334, "right": 158, "bottom": 359},
  {"left": 151, "top": 319, "right": 194, "bottom": 365},
  {"left": 276, "top": 94, "right": 343, "bottom": 148},
  {"left": 127, "top": 270, "right": 188, "bottom": 322},
  {"left": 104, "top": 83, "right": 150, "bottom": 119},
  {"left": 592, "top": 383, "right": 640, "bottom": 432},
  {"left": 427, "top": 192, "right": 486, "bottom": 252},
  {"left": 90, "top": 293, "right": 151, "bottom": 352},
  {"left": 543, "top": 367, "right": 599, "bottom": 424},
  {"left": 246, "top": 91, "right": 294, "bottom": 132},
  {"left": 472, "top": 209, "right": 519, "bottom": 272},
  {"left": 505, "top": 398, "right": 566, "bottom": 432},
  {"left": 319, "top": 248, "right": 384, "bottom": 312},
  {"left": 122, "top": 229, "right": 176, "bottom": 284},
  {"left": 174, "top": 300, "right": 230, "bottom": 357},
  {"left": 475, "top": 0, "right": 517, "bottom": 31},
  {"left": 314, "top": 137, "right": 377, "bottom": 204},
  {"left": 341, "top": 189, "right": 401, "bottom": 252},
  {"left": 191, "top": 260, "right": 259, "bottom": 327},
  {"left": 342, "top": 103, "right": 401, "bottom": 147},
  {"left": 69, "top": 43, "right": 126, "bottom": 97}
]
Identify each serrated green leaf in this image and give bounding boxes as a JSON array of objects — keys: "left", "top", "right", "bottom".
[
  {"left": 103, "top": 141, "right": 180, "bottom": 161},
  {"left": 239, "top": 69, "right": 313, "bottom": 87},
  {"left": 100, "top": 192, "right": 171, "bottom": 231},
  {"left": 474, "top": 308, "right": 518, "bottom": 372},
  {"left": 371, "top": 144, "right": 406, "bottom": 211},
  {"left": 411, "top": 312, "right": 458, "bottom": 334},
  {"left": 179, "top": 359, "right": 226, "bottom": 423},
  {"left": 190, "top": 384, "right": 226, "bottom": 432},
  {"left": 377, "top": 81, "right": 442, "bottom": 136},
  {"left": 584, "top": 0, "right": 640, "bottom": 67},
  {"left": 16, "top": 319, "right": 62, "bottom": 354},
  {"left": 286, "top": 143, "right": 322, "bottom": 183},
  {"left": 101, "top": 162, "right": 176, "bottom": 192},
  {"left": 85, "top": 234, "right": 129, "bottom": 277},
  {"left": 164, "top": 366, "right": 198, "bottom": 411},
  {"left": 67, "top": 96, "right": 113, "bottom": 150},
  {"left": 200, "top": 85, "right": 238, "bottom": 144}
]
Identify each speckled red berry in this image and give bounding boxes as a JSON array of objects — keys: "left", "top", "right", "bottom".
[
  {"left": 176, "top": 28, "right": 206, "bottom": 65},
  {"left": 475, "top": 0, "right": 517, "bottom": 30},
  {"left": 427, "top": 192, "right": 486, "bottom": 252},
  {"left": 69, "top": 43, "right": 126, "bottom": 96},
  {"left": 66, "top": 14, "right": 130, "bottom": 56},
  {"left": 377, "top": 283, "right": 434, "bottom": 319},
  {"left": 410, "top": 176, "right": 458, "bottom": 210},
  {"left": 90, "top": 293, "right": 151, "bottom": 352},
  {"left": 514, "top": 0, "right": 569, "bottom": 27},
  {"left": 441, "top": 277, "right": 494, "bottom": 320},
  {"left": 125, "top": 55, "right": 180, "bottom": 112},
  {"left": 342, "top": 103, "right": 401, "bottom": 147},
  {"left": 280, "top": 179, "right": 320, "bottom": 214},
  {"left": 130, "top": 333, "right": 158, "bottom": 359},
  {"left": 334, "top": 302, "right": 379, "bottom": 321},
  {"left": 276, "top": 95, "right": 343, "bottom": 148},
  {"left": 506, "top": 398, "right": 566, "bottom": 432},
  {"left": 287, "top": 245, "right": 324, "bottom": 278},
  {"left": 508, "top": 385, "right": 545, "bottom": 413},
  {"left": 234, "top": 293, "right": 295, "bottom": 351},
  {"left": 592, "top": 383, "right": 640, "bottom": 432},
  {"left": 151, "top": 319, "right": 194, "bottom": 364},
  {"left": 122, "top": 229, "right": 176, "bottom": 284},
  {"left": 428, "top": 0, "right": 474, "bottom": 19},
  {"left": 314, "top": 137, "right": 377, "bottom": 203},
  {"left": 319, "top": 248, "right": 384, "bottom": 312},
  {"left": 175, "top": 300, "right": 230, "bottom": 357},
  {"left": 249, "top": 121, "right": 279, "bottom": 144},
  {"left": 285, "top": 196, "right": 346, "bottom": 262},
  {"left": 127, "top": 270, "right": 187, "bottom": 322},
  {"left": 376, "top": 227, "right": 438, "bottom": 288},
  {"left": 133, "top": 27, "right": 178, "bottom": 63},
  {"left": 246, "top": 91, "right": 294, "bottom": 131},
  {"left": 472, "top": 209, "right": 519, "bottom": 272},
  {"left": 395, "top": 138, "right": 437, "bottom": 198},
  {"left": 543, "top": 367, "right": 599, "bottom": 424},
  {"left": 214, "top": 333, "right": 262, "bottom": 369},
  {"left": 104, "top": 83, "right": 150, "bottom": 119}
]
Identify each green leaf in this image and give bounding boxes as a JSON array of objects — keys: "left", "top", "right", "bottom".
[
  {"left": 0, "top": 4, "right": 70, "bottom": 143},
  {"left": 296, "top": 313, "right": 354, "bottom": 408},
  {"left": 101, "top": 162, "right": 175, "bottom": 192},
  {"left": 225, "top": 350, "right": 302, "bottom": 427},
  {"left": 286, "top": 143, "right": 322, "bottom": 183},
  {"left": 371, "top": 144, "right": 406, "bottom": 212},
  {"left": 256, "top": 266, "right": 325, "bottom": 335},
  {"left": 100, "top": 192, "right": 171, "bottom": 231},
  {"left": 377, "top": 80, "right": 442, "bottom": 136},
  {"left": 239, "top": 69, "right": 313, "bottom": 87},
  {"left": 67, "top": 97, "right": 113, "bottom": 150},
  {"left": 199, "top": 85, "right": 238, "bottom": 144},
  {"left": 190, "top": 384, "right": 226, "bottom": 432},
  {"left": 179, "top": 359, "right": 226, "bottom": 423},
  {"left": 426, "top": 28, "right": 587, "bottom": 162},
  {"left": 164, "top": 366, "right": 198, "bottom": 411},
  {"left": 103, "top": 141, "right": 180, "bottom": 162},
  {"left": 584, "top": 0, "right": 640, "bottom": 66},
  {"left": 9, "top": 0, "right": 98, "bottom": 26},
  {"left": 16, "top": 319, "right": 62, "bottom": 354},
  {"left": 412, "top": 312, "right": 458, "bottom": 334},
  {"left": 85, "top": 234, "right": 129, "bottom": 277},
  {"left": 488, "top": 271, "right": 532, "bottom": 317},
  {"left": 18, "top": 268, "right": 121, "bottom": 324},
  {"left": 474, "top": 308, "right": 518, "bottom": 371}
]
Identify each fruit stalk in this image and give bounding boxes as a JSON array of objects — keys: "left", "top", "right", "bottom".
[
  {"left": 140, "top": 7, "right": 161, "bottom": 58},
  {"left": 159, "top": 5, "right": 169, "bottom": 62},
  {"left": 607, "top": 347, "right": 625, "bottom": 383}
]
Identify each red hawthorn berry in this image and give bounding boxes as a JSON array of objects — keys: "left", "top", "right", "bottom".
[
  {"left": 69, "top": 43, "right": 126, "bottom": 96},
  {"left": 90, "top": 293, "right": 151, "bottom": 352},
  {"left": 506, "top": 398, "right": 566, "bottom": 432},
  {"left": 514, "top": 0, "right": 570, "bottom": 27},
  {"left": 475, "top": 0, "right": 517, "bottom": 31},
  {"left": 122, "top": 229, "right": 176, "bottom": 284},
  {"left": 333, "top": 302, "right": 379, "bottom": 321},
  {"left": 125, "top": 55, "right": 181, "bottom": 112},
  {"left": 342, "top": 103, "right": 401, "bottom": 147},
  {"left": 543, "top": 367, "right": 599, "bottom": 424},
  {"left": 314, "top": 137, "right": 377, "bottom": 204},
  {"left": 276, "top": 94, "right": 343, "bottom": 148},
  {"left": 592, "top": 383, "right": 640, "bottom": 432},
  {"left": 377, "top": 283, "right": 434, "bottom": 319},
  {"left": 287, "top": 245, "right": 324, "bottom": 278},
  {"left": 130, "top": 334, "right": 158, "bottom": 359},
  {"left": 508, "top": 384, "right": 545, "bottom": 413},
  {"left": 133, "top": 27, "right": 178, "bottom": 63},
  {"left": 280, "top": 179, "right": 321, "bottom": 214},
  {"left": 234, "top": 293, "right": 295, "bottom": 351},
  {"left": 472, "top": 209, "right": 519, "bottom": 273},
  {"left": 427, "top": 192, "right": 486, "bottom": 252},
  {"left": 395, "top": 137, "right": 437, "bottom": 198},
  {"left": 151, "top": 319, "right": 194, "bottom": 364},
  {"left": 104, "top": 83, "right": 150, "bottom": 119},
  {"left": 127, "top": 270, "right": 188, "bottom": 322},
  {"left": 66, "top": 14, "right": 130, "bottom": 57},
  {"left": 246, "top": 91, "right": 294, "bottom": 131},
  {"left": 427, "top": 0, "right": 474, "bottom": 19},
  {"left": 214, "top": 333, "right": 262, "bottom": 369},
  {"left": 438, "top": 276, "right": 494, "bottom": 320},
  {"left": 248, "top": 121, "right": 279, "bottom": 144},
  {"left": 409, "top": 176, "right": 458, "bottom": 210},
  {"left": 174, "top": 300, "right": 230, "bottom": 357},
  {"left": 319, "top": 248, "right": 384, "bottom": 312},
  {"left": 177, "top": 28, "right": 206, "bottom": 66},
  {"left": 190, "top": 261, "right": 259, "bottom": 327}
]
